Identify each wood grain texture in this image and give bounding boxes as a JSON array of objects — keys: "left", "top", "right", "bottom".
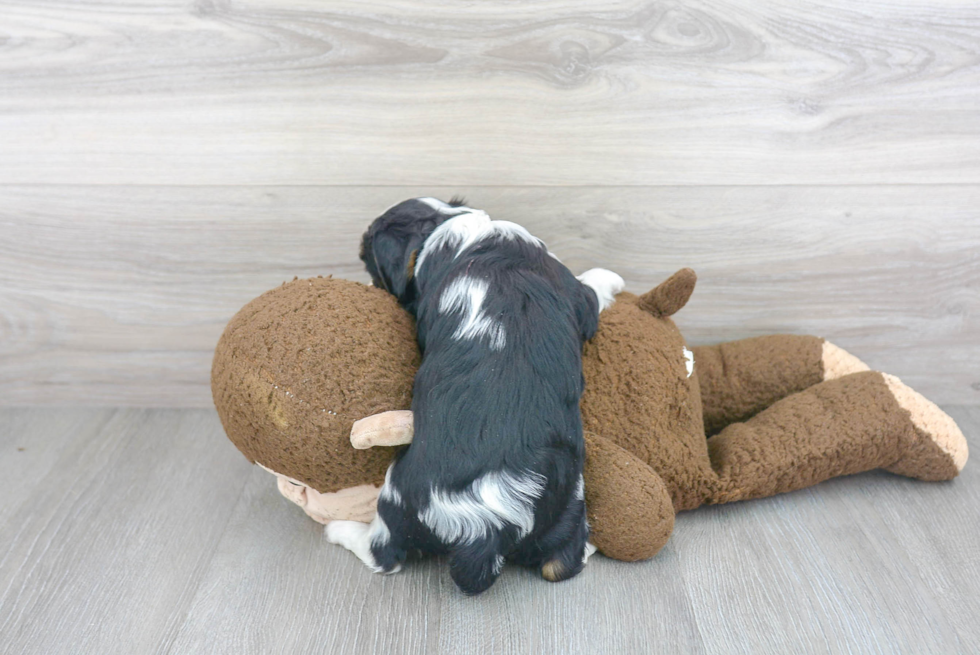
[
  {"left": 1, "top": 0, "right": 979, "bottom": 185},
  {"left": 0, "top": 407, "right": 977, "bottom": 654},
  {"left": 2, "top": 185, "right": 977, "bottom": 406},
  {"left": 0, "top": 409, "right": 252, "bottom": 655}
]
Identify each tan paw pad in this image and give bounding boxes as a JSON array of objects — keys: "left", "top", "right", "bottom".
[{"left": 541, "top": 560, "right": 566, "bottom": 582}]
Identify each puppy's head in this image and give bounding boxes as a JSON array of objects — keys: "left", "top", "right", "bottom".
[{"left": 360, "top": 197, "right": 468, "bottom": 311}]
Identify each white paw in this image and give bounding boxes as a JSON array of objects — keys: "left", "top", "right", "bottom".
[
  {"left": 325, "top": 520, "right": 367, "bottom": 547},
  {"left": 325, "top": 520, "right": 391, "bottom": 573},
  {"left": 324, "top": 520, "right": 344, "bottom": 544},
  {"left": 577, "top": 268, "right": 626, "bottom": 313},
  {"left": 583, "top": 541, "right": 598, "bottom": 564}
]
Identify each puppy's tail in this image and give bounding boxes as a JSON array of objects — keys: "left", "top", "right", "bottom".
[{"left": 449, "top": 532, "right": 505, "bottom": 595}]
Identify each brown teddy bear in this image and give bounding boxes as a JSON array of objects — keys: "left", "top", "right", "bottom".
[{"left": 211, "top": 269, "right": 967, "bottom": 562}]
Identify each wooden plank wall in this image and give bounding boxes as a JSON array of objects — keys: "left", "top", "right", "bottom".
[{"left": 2, "top": 0, "right": 978, "bottom": 406}]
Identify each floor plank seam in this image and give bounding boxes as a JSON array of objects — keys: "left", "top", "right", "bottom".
[{"left": 156, "top": 454, "right": 256, "bottom": 655}]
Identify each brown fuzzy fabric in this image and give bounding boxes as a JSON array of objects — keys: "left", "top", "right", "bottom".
[
  {"left": 211, "top": 277, "right": 420, "bottom": 493},
  {"left": 636, "top": 267, "right": 698, "bottom": 318},
  {"left": 694, "top": 335, "right": 826, "bottom": 437},
  {"left": 580, "top": 292, "right": 713, "bottom": 511},
  {"left": 706, "top": 371, "right": 916, "bottom": 503},
  {"left": 886, "top": 424, "right": 961, "bottom": 481},
  {"left": 583, "top": 432, "right": 674, "bottom": 561},
  {"left": 212, "top": 272, "right": 965, "bottom": 562}
]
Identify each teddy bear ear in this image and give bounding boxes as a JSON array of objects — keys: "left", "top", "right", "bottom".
[{"left": 636, "top": 268, "right": 697, "bottom": 318}]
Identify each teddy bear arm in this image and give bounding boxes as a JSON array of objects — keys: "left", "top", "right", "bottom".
[
  {"left": 693, "top": 335, "right": 870, "bottom": 436},
  {"left": 350, "top": 410, "right": 414, "bottom": 449},
  {"left": 583, "top": 432, "right": 675, "bottom": 562}
]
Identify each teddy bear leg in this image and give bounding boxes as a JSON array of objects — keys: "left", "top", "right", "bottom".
[
  {"left": 582, "top": 433, "right": 675, "bottom": 561},
  {"left": 694, "top": 335, "right": 870, "bottom": 436},
  {"left": 705, "top": 371, "right": 967, "bottom": 504}
]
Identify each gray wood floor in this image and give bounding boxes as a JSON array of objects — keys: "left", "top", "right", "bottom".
[{"left": 1, "top": 406, "right": 977, "bottom": 654}]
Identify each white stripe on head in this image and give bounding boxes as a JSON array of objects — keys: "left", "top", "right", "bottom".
[
  {"left": 574, "top": 474, "right": 585, "bottom": 502},
  {"left": 419, "top": 470, "right": 546, "bottom": 545},
  {"left": 414, "top": 210, "right": 492, "bottom": 276},
  {"left": 439, "top": 275, "right": 507, "bottom": 351},
  {"left": 415, "top": 212, "right": 548, "bottom": 278},
  {"left": 417, "top": 197, "right": 471, "bottom": 215},
  {"left": 485, "top": 220, "right": 546, "bottom": 249},
  {"left": 577, "top": 268, "right": 625, "bottom": 313}
]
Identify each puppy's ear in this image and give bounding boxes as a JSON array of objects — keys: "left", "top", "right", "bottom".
[
  {"left": 368, "top": 230, "right": 425, "bottom": 306},
  {"left": 575, "top": 284, "right": 600, "bottom": 342}
]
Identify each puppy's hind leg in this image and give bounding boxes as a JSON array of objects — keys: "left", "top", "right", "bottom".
[
  {"left": 540, "top": 498, "right": 591, "bottom": 583},
  {"left": 449, "top": 532, "right": 506, "bottom": 595},
  {"left": 326, "top": 498, "right": 406, "bottom": 574}
]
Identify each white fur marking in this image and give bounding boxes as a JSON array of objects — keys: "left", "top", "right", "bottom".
[
  {"left": 371, "top": 514, "right": 391, "bottom": 548},
  {"left": 415, "top": 212, "right": 547, "bottom": 277},
  {"left": 419, "top": 470, "right": 546, "bottom": 545},
  {"left": 583, "top": 542, "right": 597, "bottom": 564},
  {"left": 415, "top": 211, "right": 492, "bottom": 275},
  {"left": 486, "top": 220, "right": 546, "bottom": 249},
  {"left": 379, "top": 463, "right": 403, "bottom": 507},
  {"left": 683, "top": 347, "right": 695, "bottom": 378},
  {"left": 493, "top": 554, "right": 505, "bottom": 576},
  {"left": 325, "top": 513, "right": 401, "bottom": 574},
  {"left": 439, "top": 275, "right": 507, "bottom": 350},
  {"left": 577, "top": 268, "right": 625, "bottom": 313},
  {"left": 326, "top": 520, "right": 381, "bottom": 571},
  {"left": 574, "top": 474, "right": 585, "bottom": 502},
  {"left": 417, "top": 197, "right": 471, "bottom": 215}
]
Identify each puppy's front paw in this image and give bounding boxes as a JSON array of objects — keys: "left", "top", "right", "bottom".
[
  {"left": 325, "top": 521, "right": 342, "bottom": 544},
  {"left": 325, "top": 520, "right": 391, "bottom": 574},
  {"left": 577, "top": 268, "right": 625, "bottom": 312},
  {"left": 325, "top": 520, "right": 364, "bottom": 546}
]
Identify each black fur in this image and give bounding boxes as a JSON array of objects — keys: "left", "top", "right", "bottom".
[{"left": 360, "top": 198, "right": 599, "bottom": 594}]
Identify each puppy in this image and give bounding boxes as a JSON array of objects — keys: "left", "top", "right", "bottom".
[{"left": 327, "top": 197, "right": 624, "bottom": 594}]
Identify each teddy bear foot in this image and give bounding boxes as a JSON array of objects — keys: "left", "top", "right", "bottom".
[
  {"left": 821, "top": 340, "right": 871, "bottom": 380},
  {"left": 882, "top": 374, "right": 968, "bottom": 481}
]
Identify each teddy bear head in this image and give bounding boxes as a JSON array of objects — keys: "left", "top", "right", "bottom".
[{"left": 212, "top": 277, "right": 418, "bottom": 521}]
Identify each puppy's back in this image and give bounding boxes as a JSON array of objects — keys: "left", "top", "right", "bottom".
[{"left": 405, "top": 231, "right": 596, "bottom": 486}]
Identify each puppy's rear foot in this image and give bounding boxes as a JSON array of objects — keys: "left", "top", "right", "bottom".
[
  {"left": 325, "top": 519, "right": 402, "bottom": 574},
  {"left": 541, "top": 540, "right": 593, "bottom": 583},
  {"left": 449, "top": 535, "right": 506, "bottom": 595}
]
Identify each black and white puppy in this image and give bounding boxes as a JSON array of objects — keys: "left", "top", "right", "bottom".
[{"left": 327, "top": 197, "right": 624, "bottom": 594}]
